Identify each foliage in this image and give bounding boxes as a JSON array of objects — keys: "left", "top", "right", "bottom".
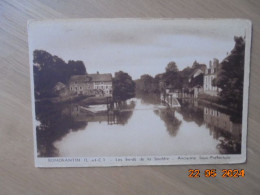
[
  {"left": 33, "top": 50, "right": 86, "bottom": 98},
  {"left": 135, "top": 74, "right": 160, "bottom": 94},
  {"left": 178, "top": 100, "right": 204, "bottom": 126},
  {"left": 113, "top": 71, "right": 136, "bottom": 101},
  {"left": 189, "top": 74, "right": 203, "bottom": 88},
  {"left": 135, "top": 61, "right": 206, "bottom": 95},
  {"left": 162, "top": 70, "right": 183, "bottom": 90},
  {"left": 165, "top": 61, "right": 179, "bottom": 72},
  {"left": 213, "top": 36, "right": 245, "bottom": 111}
]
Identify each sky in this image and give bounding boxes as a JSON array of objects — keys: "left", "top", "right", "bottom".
[{"left": 28, "top": 19, "right": 247, "bottom": 80}]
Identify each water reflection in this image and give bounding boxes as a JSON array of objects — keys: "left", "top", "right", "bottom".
[
  {"left": 154, "top": 108, "right": 182, "bottom": 136},
  {"left": 178, "top": 99, "right": 204, "bottom": 126},
  {"left": 36, "top": 103, "right": 87, "bottom": 157},
  {"left": 179, "top": 99, "right": 242, "bottom": 154},
  {"left": 35, "top": 94, "right": 242, "bottom": 157},
  {"left": 35, "top": 100, "right": 136, "bottom": 157},
  {"left": 204, "top": 107, "right": 241, "bottom": 154},
  {"left": 70, "top": 101, "right": 136, "bottom": 125}
]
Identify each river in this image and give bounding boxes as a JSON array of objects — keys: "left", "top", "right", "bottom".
[{"left": 35, "top": 94, "right": 242, "bottom": 157}]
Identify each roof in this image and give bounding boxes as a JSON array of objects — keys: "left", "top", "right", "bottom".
[
  {"left": 189, "top": 68, "right": 204, "bottom": 79},
  {"left": 88, "top": 73, "right": 112, "bottom": 82},
  {"left": 55, "top": 82, "right": 66, "bottom": 87},
  {"left": 53, "top": 82, "right": 66, "bottom": 91},
  {"left": 69, "top": 73, "right": 112, "bottom": 83},
  {"left": 69, "top": 75, "right": 92, "bottom": 83}
]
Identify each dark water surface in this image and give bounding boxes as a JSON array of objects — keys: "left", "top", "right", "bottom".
[{"left": 36, "top": 94, "right": 242, "bottom": 157}]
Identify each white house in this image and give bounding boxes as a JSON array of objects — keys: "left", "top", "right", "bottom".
[{"left": 203, "top": 59, "right": 221, "bottom": 96}]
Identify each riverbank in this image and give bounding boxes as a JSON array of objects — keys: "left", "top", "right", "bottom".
[
  {"left": 35, "top": 94, "right": 89, "bottom": 104},
  {"left": 80, "top": 96, "right": 110, "bottom": 105},
  {"left": 197, "top": 93, "right": 241, "bottom": 114}
]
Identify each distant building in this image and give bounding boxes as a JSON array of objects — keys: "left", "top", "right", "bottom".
[
  {"left": 53, "top": 82, "right": 69, "bottom": 97},
  {"left": 165, "top": 86, "right": 181, "bottom": 98},
  {"left": 188, "top": 67, "right": 205, "bottom": 98},
  {"left": 69, "top": 72, "right": 113, "bottom": 97},
  {"left": 53, "top": 82, "right": 66, "bottom": 92},
  {"left": 188, "top": 69, "right": 204, "bottom": 83},
  {"left": 203, "top": 59, "right": 221, "bottom": 96}
]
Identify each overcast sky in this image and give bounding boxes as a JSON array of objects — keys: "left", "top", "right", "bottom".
[{"left": 28, "top": 19, "right": 246, "bottom": 80}]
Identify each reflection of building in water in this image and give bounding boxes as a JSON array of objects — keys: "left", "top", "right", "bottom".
[
  {"left": 71, "top": 104, "right": 108, "bottom": 123},
  {"left": 70, "top": 103, "right": 135, "bottom": 125},
  {"left": 204, "top": 107, "right": 241, "bottom": 141}
]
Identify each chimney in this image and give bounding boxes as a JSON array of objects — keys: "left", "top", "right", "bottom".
[
  {"left": 209, "top": 60, "right": 212, "bottom": 68},
  {"left": 97, "top": 71, "right": 99, "bottom": 74}
]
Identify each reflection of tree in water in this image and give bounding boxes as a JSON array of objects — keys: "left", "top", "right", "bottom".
[
  {"left": 154, "top": 108, "right": 182, "bottom": 136},
  {"left": 36, "top": 102, "right": 87, "bottom": 157},
  {"left": 108, "top": 100, "right": 136, "bottom": 125},
  {"left": 215, "top": 129, "right": 241, "bottom": 154},
  {"left": 217, "top": 139, "right": 241, "bottom": 154},
  {"left": 136, "top": 92, "right": 161, "bottom": 105},
  {"left": 178, "top": 100, "right": 204, "bottom": 126}
]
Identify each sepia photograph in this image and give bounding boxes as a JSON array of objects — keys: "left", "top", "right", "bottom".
[{"left": 28, "top": 19, "right": 251, "bottom": 167}]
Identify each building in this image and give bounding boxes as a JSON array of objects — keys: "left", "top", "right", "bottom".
[
  {"left": 53, "top": 82, "right": 69, "bottom": 97},
  {"left": 203, "top": 58, "right": 221, "bottom": 96},
  {"left": 53, "top": 82, "right": 66, "bottom": 91},
  {"left": 188, "top": 69, "right": 204, "bottom": 83},
  {"left": 69, "top": 72, "right": 113, "bottom": 97},
  {"left": 164, "top": 85, "right": 182, "bottom": 98},
  {"left": 188, "top": 67, "right": 205, "bottom": 98}
]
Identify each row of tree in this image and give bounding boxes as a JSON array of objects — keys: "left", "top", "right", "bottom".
[
  {"left": 34, "top": 35, "right": 245, "bottom": 109},
  {"left": 135, "top": 61, "right": 206, "bottom": 94},
  {"left": 33, "top": 50, "right": 136, "bottom": 101},
  {"left": 212, "top": 36, "right": 245, "bottom": 112},
  {"left": 135, "top": 36, "right": 245, "bottom": 111},
  {"left": 33, "top": 50, "right": 86, "bottom": 98}
]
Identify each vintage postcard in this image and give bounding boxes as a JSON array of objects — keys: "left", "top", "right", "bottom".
[{"left": 28, "top": 19, "right": 252, "bottom": 167}]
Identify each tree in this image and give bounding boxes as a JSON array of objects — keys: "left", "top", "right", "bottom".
[
  {"left": 113, "top": 71, "right": 135, "bottom": 101},
  {"left": 135, "top": 74, "right": 159, "bottom": 94},
  {"left": 165, "top": 61, "right": 179, "bottom": 72},
  {"left": 213, "top": 36, "right": 245, "bottom": 111},
  {"left": 189, "top": 74, "right": 204, "bottom": 88},
  {"left": 33, "top": 50, "right": 86, "bottom": 98}
]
